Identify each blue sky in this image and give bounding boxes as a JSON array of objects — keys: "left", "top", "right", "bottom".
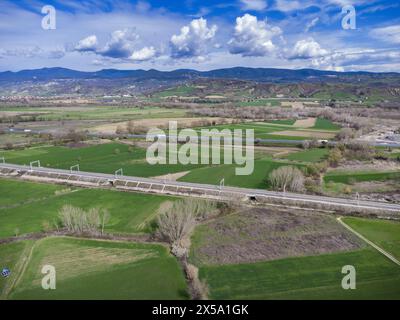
[{"left": 0, "top": 0, "right": 399, "bottom": 72}]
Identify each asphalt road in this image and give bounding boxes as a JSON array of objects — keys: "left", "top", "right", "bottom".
[{"left": 1, "top": 162, "right": 399, "bottom": 213}]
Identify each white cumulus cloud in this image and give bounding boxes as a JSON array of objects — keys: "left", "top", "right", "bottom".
[
  {"left": 228, "top": 14, "right": 282, "bottom": 57},
  {"left": 74, "top": 35, "right": 98, "bottom": 52},
  {"left": 289, "top": 38, "right": 329, "bottom": 59},
  {"left": 170, "top": 18, "right": 218, "bottom": 59},
  {"left": 99, "top": 29, "right": 139, "bottom": 59},
  {"left": 74, "top": 29, "right": 157, "bottom": 62},
  {"left": 130, "top": 46, "right": 156, "bottom": 61}
]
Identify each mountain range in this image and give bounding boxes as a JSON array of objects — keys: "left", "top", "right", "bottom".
[{"left": 1, "top": 67, "right": 399, "bottom": 83}]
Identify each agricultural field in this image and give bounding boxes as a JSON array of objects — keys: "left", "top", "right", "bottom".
[
  {"left": 0, "top": 142, "right": 308, "bottom": 190},
  {"left": 191, "top": 118, "right": 339, "bottom": 141},
  {"left": 239, "top": 99, "right": 281, "bottom": 107},
  {"left": 2, "top": 2, "right": 400, "bottom": 305},
  {"left": 324, "top": 170, "right": 400, "bottom": 184},
  {"left": 0, "top": 178, "right": 64, "bottom": 208},
  {"left": 152, "top": 85, "right": 196, "bottom": 98},
  {"left": 179, "top": 157, "right": 305, "bottom": 189},
  {"left": 2, "top": 237, "right": 188, "bottom": 300},
  {"left": 343, "top": 217, "right": 400, "bottom": 260},
  {"left": 283, "top": 148, "right": 329, "bottom": 163},
  {"left": 0, "top": 133, "right": 42, "bottom": 149},
  {"left": 190, "top": 208, "right": 364, "bottom": 266},
  {"left": 0, "top": 142, "right": 207, "bottom": 177},
  {"left": 198, "top": 248, "right": 400, "bottom": 299},
  {"left": 312, "top": 118, "right": 341, "bottom": 131},
  {"left": 0, "top": 240, "right": 34, "bottom": 299},
  {"left": 0, "top": 178, "right": 175, "bottom": 238},
  {"left": 190, "top": 208, "right": 400, "bottom": 300},
  {"left": 0, "top": 106, "right": 186, "bottom": 122}
]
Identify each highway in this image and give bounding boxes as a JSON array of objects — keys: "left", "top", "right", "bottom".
[{"left": 1, "top": 162, "right": 399, "bottom": 213}]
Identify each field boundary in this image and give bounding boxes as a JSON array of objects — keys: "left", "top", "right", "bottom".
[{"left": 337, "top": 217, "right": 400, "bottom": 267}]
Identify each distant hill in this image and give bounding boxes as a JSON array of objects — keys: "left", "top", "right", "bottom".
[{"left": 1, "top": 67, "right": 399, "bottom": 83}]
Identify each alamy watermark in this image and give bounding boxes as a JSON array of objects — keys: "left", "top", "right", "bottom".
[
  {"left": 41, "top": 264, "right": 56, "bottom": 290},
  {"left": 145, "top": 121, "right": 255, "bottom": 176},
  {"left": 41, "top": 5, "right": 56, "bottom": 30},
  {"left": 341, "top": 5, "right": 356, "bottom": 30},
  {"left": 341, "top": 265, "right": 356, "bottom": 290}
]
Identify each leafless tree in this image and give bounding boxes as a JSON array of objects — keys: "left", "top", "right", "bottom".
[
  {"left": 156, "top": 200, "right": 197, "bottom": 245},
  {"left": 58, "top": 205, "right": 110, "bottom": 235},
  {"left": 268, "top": 166, "right": 305, "bottom": 192},
  {"left": 336, "top": 128, "right": 355, "bottom": 141}
]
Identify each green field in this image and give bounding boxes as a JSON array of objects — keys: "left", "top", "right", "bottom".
[
  {"left": 198, "top": 248, "right": 400, "bottom": 299},
  {"left": 0, "top": 142, "right": 208, "bottom": 177},
  {"left": 312, "top": 118, "right": 341, "bottom": 131},
  {"left": 0, "top": 142, "right": 309, "bottom": 190},
  {"left": 180, "top": 157, "right": 304, "bottom": 189},
  {"left": 284, "top": 148, "right": 329, "bottom": 163},
  {"left": 195, "top": 216, "right": 400, "bottom": 300},
  {"left": 0, "top": 106, "right": 186, "bottom": 121},
  {"left": 324, "top": 170, "right": 400, "bottom": 184},
  {"left": 0, "top": 240, "right": 34, "bottom": 299},
  {"left": 344, "top": 217, "right": 400, "bottom": 260},
  {"left": 192, "top": 119, "right": 339, "bottom": 141},
  {"left": 0, "top": 179, "right": 174, "bottom": 238},
  {"left": 264, "top": 119, "right": 296, "bottom": 125},
  {"left": 0, "top": 179, "right": 64, "bottom": 207},
  {"left": 6, "top": 237, "right": 188, "bottom": 300}
]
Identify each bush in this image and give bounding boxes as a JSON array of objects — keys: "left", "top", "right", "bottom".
[
  {"left": 344, "top": 140, "right": 374, "bottom": 161},
  {"left": 336, "top": 128, "right": 355, "bottom": 141},
  {"left": 343, "top": 186, "right": 352, "bottom": 194},
  {"left": 328, "top": 148, "right": 343, "bottom": 166}
]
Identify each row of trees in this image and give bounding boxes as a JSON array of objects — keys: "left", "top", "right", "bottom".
[{"left": 58, "top": 205, "right": 110, "bottom": 235}]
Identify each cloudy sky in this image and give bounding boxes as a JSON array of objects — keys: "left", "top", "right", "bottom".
[{"left": 0, "top": 0, "right": 399, "bottom": 72}]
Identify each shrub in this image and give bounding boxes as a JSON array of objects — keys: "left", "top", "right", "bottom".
[
  {"left": 336, "top": 128, "right": 355, "bottom": 141},
  {"left": 328, "top": 148, "right": 343, "bottom": 166}
]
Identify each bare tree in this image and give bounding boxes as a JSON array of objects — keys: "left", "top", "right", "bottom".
[
  {"left": 115, "top": 125, "right": 126, "bottom": 134},
  {"left": 58, "top": 205, "right": 110, "bottom": 235},
  {"left": 302, "top": 140, "right": 311, "bottom": 149},
  {"left": 157, "top": 201, "right": 197, "bottom": 245},
  {"left": 268, "top": 166, "right": 305, "bottom": 192},
  {"left": 336, "top": 128, "right": 355, "bottom": 141},
  {"left": 126, "top": 120, "right": 135, "bottom": 134},
  {"left": 101, "top": 210, "right": 110, "bottom": 235}
]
